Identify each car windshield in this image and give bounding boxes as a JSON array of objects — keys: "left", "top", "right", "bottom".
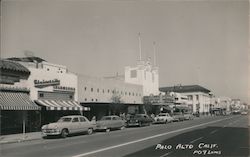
[
  {"left": 133, "top": 115, "right": 143, "bottom": 118},
  {"left": 101, "top": 116, "right": 112, "bottom": 120},
  {"left": 58, "top": 117, "right": 72, "bottom": 122},
  {"left": 173, "top": 112, "right": 182, "bottom": 115},
  {"left": 158, "top": 114, "right": 167, "bottom": 116}
]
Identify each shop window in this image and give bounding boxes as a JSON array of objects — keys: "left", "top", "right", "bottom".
[
  {"left": 96, "top": 99, "right": 98, "bottom": 102},
  {"left": 39, "top": 93, "right": 44, "bottom": 98}
]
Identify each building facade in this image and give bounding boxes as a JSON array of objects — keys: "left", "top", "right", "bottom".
[
  {"left": 160, "top": 85, "right": 212, "bottom": 114},
  {"left": 78, "top": 74, "right": 143, "bottom": 120},
  {"left": 0, "top": 60, "right": 40, "bottom": 135},
  {"left": 7, "top": 57, "right": 87, "bottom": 125},
  {"left": 125, "top": 59, "right": 159, "bottom": 96}
]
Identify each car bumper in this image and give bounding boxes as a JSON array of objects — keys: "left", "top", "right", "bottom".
[
  {"left": 42, "top": 129, "right": 61, "bottom": 136},
  {"left": 127, "top": 122, "right": 140, "bottom": 126}
]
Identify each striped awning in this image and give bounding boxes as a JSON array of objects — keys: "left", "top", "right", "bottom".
[
  {"left": 0, "top": 92, "right": 40, "bottom": 110},
  {"left": 35, "top": 99, "right": 90, "bottom": 111}
]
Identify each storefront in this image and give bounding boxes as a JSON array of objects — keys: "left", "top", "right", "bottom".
[
  {"left": 7, "top": 57, "right": 90, "bottom": 124},
  {"left": 0, "top": 60, "right": 40, "bottom": 135}
]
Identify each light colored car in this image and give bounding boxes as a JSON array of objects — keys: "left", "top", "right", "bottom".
[
  {"left": 153, "top": 113, "right": 174, "bottom": 124},
  {"left": 96, "top": 115, "right": 125, "bottom": 132},
  {"left": 183, "top": 113, "right": 194, "bottom": 120},
  {"left": 172, "top": 112, "right": 185, "bottom": 122},
  {"left": 241, "top": 111, "right": 248, "bottom": 115},
  {"left": 41, "top": 115, "right": 95, "bottom": 138}
]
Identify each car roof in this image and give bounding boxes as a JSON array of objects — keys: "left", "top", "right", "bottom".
[
  {"left": 61, "top": 115, "right": 85, "bottom": 118},
  {"left": 102, "top": 115, "right": 118, "bottom": 118}
]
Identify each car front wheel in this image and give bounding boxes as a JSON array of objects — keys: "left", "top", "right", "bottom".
[{"left": 61, "top": 129, "right": 69, "bottom": 138}]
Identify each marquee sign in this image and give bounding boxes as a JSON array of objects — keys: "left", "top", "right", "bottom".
[
  {"left": 53, "top": 86, "right": 75, "bottom": 92},
  {"left": 34, "top": 79, "right": 60, "bottom": 88}
]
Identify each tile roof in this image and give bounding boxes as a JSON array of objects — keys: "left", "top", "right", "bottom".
[
  {"left": 0, "top": 59, "right": 30, "bottom": 74},
  {"left": 159, "top": 85, "right": 211, "bottom": 94}
]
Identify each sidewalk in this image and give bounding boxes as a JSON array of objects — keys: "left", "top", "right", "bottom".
[{"left": 0, "top": 132, "right": 42, "bottom": 144}]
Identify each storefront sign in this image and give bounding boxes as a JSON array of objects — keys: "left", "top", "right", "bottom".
[
  {"left": 34, "top": 79, "right": 60, "bottom": 88},
  {"left": 53, "top": 86, "right": 75, "bottom": 92}
]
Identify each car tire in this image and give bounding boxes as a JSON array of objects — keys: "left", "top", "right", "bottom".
[
  {"left": 61, "top": 129, "right": 68, "bottom": 138},
  {"left": 106, "top": 128, "right": 110, "bottom": 132},
  {"left": 139, "top": 122, "right": 142, "bottom": 127},
  {"left": 87, "top": 128, "right": 93, "bottom": 135}
]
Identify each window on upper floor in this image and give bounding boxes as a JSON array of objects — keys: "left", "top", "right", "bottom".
[
  {"left": 84, "top": 87, "right": 87, "bottom": 91},
  {"left": 130, "top": 70, "right": 137, "bottom": 78},
  {"left": 91, "top": 88, "right": 93, "bottom": 92},
  {"left": 196, "top": 95, "right": 199, "bottom": 101},
  {"left": 97, "top": 88, "right": 99, "bottom": 93}
]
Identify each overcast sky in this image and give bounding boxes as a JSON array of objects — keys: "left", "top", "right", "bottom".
[{"left": 1, "top": 0, "right": 249, "bottom": 103}]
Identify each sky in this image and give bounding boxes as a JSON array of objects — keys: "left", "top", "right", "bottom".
[{"left": 1, "top": 0, "right": 249, "bottom": 103}]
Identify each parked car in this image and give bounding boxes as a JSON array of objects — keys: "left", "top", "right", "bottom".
[
  {"left": 172, "top": 112, "right": 185, "bottom": 122},
  {"left": 41, "top": 115, "right": 95, "bottom": 138},
  {"left": 127, "top": 114, "right": 153, "bottom": 127},
  {"left": 241, "top": 111, "right": 248, "bottom": 115},
  {"left": 183, "top": 113, "right": 194, "bottom": 120},
  {"left": 153, "top": 113, "right": 174, "bottom": 124},
  {"left": 95, "top": 115, "right": 126, "bottom": 132}
]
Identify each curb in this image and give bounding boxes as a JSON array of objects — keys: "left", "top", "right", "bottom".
[{"left": 0, "top": 137, "right": 42, "bottom": 145}]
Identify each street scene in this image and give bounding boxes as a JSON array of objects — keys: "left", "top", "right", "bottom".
[
  {"left": 0, "top": 115, "right": 249, "bottom": 157},
  {"left": 0, "top": 0, "right": 249, "bottom": 157}
]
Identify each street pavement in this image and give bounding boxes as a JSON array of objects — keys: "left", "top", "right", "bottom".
[{"left": 0, "top": 115, "right": 248, "bottom": 157}]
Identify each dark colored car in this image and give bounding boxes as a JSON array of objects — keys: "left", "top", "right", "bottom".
[
  {"left": 95, "top": 115, "right": 125, "bottom": 132},
  {"left": 126, "top": 114, "right": 153, "bottom": 127}
]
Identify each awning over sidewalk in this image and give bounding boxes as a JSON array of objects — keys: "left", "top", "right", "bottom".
[
  {"left": 0, "top": 92, "right": 40, "bottom": 110},
  {"left": 35, "top": 99, "right": 90, "bottom": 111}
]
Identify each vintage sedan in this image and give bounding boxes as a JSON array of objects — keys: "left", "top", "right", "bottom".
[
  {"left": 127, "top": 114, "right": 153, "bottom": 127},
  {"left": 153, "top": 113, "right": 174, "bottom": 124},
  {"left": 41, "top": 115, "right": 95, "bottom": 138},
  {"left": 183, "top": 113, "right": 194, "bottom": 120},
  {"left": 172, "top": 112, "right": 185, "bottom": 122},
  {"left": 96, "top": 115, "right": 125, "bottom": 132}
]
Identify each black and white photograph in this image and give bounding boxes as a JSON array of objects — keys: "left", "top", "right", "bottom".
[{"left": 0, "top": 0, "right": 249, "bottom": 156}]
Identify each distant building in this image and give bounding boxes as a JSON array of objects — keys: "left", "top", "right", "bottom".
[{"left": 159, "top": 85, "right": 211, "bottom": 114}]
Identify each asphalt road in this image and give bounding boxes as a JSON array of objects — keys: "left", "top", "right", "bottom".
[{"left": 0, "top": 115, "right": 248, "bottom": 157}]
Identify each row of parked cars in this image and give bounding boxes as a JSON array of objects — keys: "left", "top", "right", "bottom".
[{"left": 41, "top": 112, "right": 194, "bottom": 138}]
